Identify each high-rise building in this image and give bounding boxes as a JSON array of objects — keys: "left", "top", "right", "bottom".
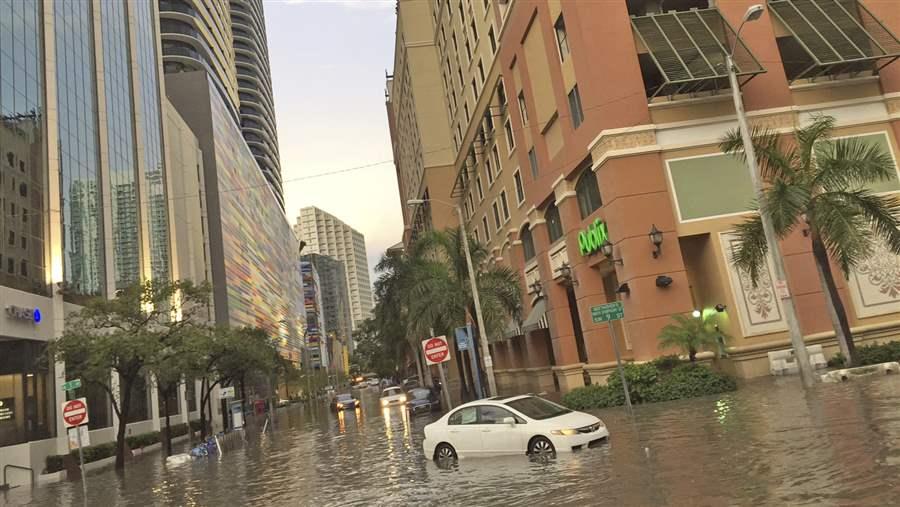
[
  {"left": 303, "top": 253, "right": 355, "bottom": 355},
  {"left": 390, "top": 0, "right": 900, "bottom": 396},
  {"left": 294, "top": 207, "right": 374, "bottom": 330},
  {"left": 0, "top": 0, "right": 179, "bottom": 480},
  {"left": 301, "top": 260, "right": 326, "bottom": 369},
  {"left": 158, "top": 0, "right": 283, "bottom": 208}
]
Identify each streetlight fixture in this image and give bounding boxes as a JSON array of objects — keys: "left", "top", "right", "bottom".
[
  {"left": 648, "top": 224, "right": 664, "bottom": 258},
  {"left": 725, "top": 4, "right": 814, "bottom": 387},
  {"left": 407, "top": 198, "right": 498, "bottom": 397}
]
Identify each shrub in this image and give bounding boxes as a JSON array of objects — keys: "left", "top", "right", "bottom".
[
  {"left": 854, "top": 341, "right": 900, "bottom": 366},
  {"left": 164, "top": 423, "right": 190, "bottom": 439},
  {"left": 827, "top": 353, "right": 846, "bottom": 368},
  {"left": 45, "top": 454, "right": 65, "bottom": 474},
  {"left": 561, "top": 362, "right": 737, "bottom": 410},
  {"left": 651, "top": 354, "right": 684, "bottom": 373},
  {"left": 68, "top": 441, "right": 117, "bottom": 463},
  {"left": 125, "top": 431, "right": 160, "bottom": 449}
]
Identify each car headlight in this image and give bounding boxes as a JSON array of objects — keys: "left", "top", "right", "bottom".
[
  {"left": 381, "top": 399, "right": 388, "bottom": 406},
  {"left": 551, "top": 429, "right": 579, "bottom": 436},
  {"left": 337, "top": 403, "right": 343, "bottom": 408},
  {"left": 399, "top": 395, "right": 407, "bottom": 402}
]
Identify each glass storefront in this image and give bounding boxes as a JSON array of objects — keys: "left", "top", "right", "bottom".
[{"left": 0, "top": 339, "right": 55, "bottom": 447}]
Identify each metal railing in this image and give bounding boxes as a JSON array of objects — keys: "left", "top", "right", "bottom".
[{"left": 0, "top": 464, "right": 34, "bottom": 490}]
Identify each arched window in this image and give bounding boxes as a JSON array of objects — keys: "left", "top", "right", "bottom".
[
  {"left": 521, "top": 225, "right": 536, "bottom": 261},
  {"left": 575, "top": 169, "right": 602, "bottom": 219},
  {"left": 545, "top": 203, "right": 563, "bottom": 243}
]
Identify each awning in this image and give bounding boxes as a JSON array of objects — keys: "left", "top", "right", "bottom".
[
  {"left": 503, "top": 319, "right": 523, "bottom": 339},
  {"left": 768, "top": 0, "right": 900, "bottom": 80},
  {"left": 631, "top": 8, "right": 765, "bottom": 99},
  {"left": 522, "top": 299, "right": 550, "bottom": 333}
]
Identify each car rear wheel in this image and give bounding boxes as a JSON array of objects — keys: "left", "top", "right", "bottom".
[
  {"left": 528, "top": 436, "right": 556, "bottom": 457},
  {"left": 434, "top": 443, "right": 457, "bottom": 461}
]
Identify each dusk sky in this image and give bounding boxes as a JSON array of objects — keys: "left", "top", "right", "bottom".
[{"left": 266, "top": 0, "right": 400, "bottom": 283}]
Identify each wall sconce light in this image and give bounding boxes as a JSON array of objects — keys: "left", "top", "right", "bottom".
[
  {"left": 616, "top": 283, "right": 631, "bottom": 295},
  {"left": 649, "top": 224, "right": 663, "bottom": 258},
  {"left": 715, "top": 303, "right": 727, "bottom": 313},
  {"left": 555, "top": 262, "right": 578, "bottom": 287},
  {"left": 655, "top": 275, "right": 673, "bottom": 288},
  {"left": 528, "top": 280, "right": 543, "bottom": 297},
  {"left": 601, "top": 241, "right": 624, "bottom": 265},
  {"left": 692, "top": 309, "right": 702, "bottom": 318}
]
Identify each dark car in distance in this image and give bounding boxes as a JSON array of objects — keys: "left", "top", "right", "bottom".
[
  {"left": 331, "top": 393, "right": 359, "bottom": 411},
  {"left": 406, "top": 387, "right": 441, "bottom": 415}
]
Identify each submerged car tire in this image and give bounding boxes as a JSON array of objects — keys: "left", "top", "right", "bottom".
[
  {"left": 528, "top": 436, "right": 556, "bottom": 457},
  {"left": 434, "top": 443, "right": 457, "bottom": 461}
]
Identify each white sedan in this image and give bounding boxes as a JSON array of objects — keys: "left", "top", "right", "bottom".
[
  {"left": 380, "top": 386, "right": 407, "bottom": 407},
  {"left": 423, "top": 395, "right": 608, "bottom": 460}
]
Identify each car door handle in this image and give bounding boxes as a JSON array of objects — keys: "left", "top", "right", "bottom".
[
  {"left": 449, "top": 430, "right": 460, "bottom": 434},
  {"left": 480, "top": 429, "right": 492, "bottom": 433}
]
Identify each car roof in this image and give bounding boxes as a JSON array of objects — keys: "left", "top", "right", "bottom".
[{"left": 453, "top": 394, "right": 533, "bottom": 410}]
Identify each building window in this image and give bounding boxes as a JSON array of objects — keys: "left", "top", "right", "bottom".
[
  {"left": 465, "top": 39, "right": 472, "bottom": 61},
  {"left": 484, "top": 110, "right": 494, "bottom": 132},
  {"left": 477, "top": 59, "right": 485, "bottom": 85},
  {"left": 464, "top": 102, "right": 470, "bottom": 123},
  {"left": 485, "top": 156, "right": 494, "bottom": 185},
  {"left": 554, "top": 15, "right": 570, "bottom": 61},
  {"left": 528, "top": 148, "right": 539, "bottom": 178},
  {"left": 452, "top": 32, "right": 458, "bottom": 52},
  {"left": 518, "top": 91, "right": 528, "bottom": 125},
  {"left": 470, "top": 20, "right": 478, "bottom": 41},
  {"left": 467, "top": 191, "right": 475, "bottom": 212},
  {"left": 474, "top": 227, "right": 480, "bottom": 244},
  {"left": 545, "top": 203, "right": 563, "bottom": 243},
  {"left": 576, "top": 168, "right": 602, "bottom": 219},
  {"left": 20, "top": 260, "right": 27, "bottom": 277},
  {"left": 498, "top": 80, "right": 507, "bottom": 107},
  {"left": 500, "top": 189, "right": 511, "bottom": 221},
  {"left": 568, "top": 85, "right": 584, "bottom": 129},
  {"left": 504, "top": 119, "right": 515, "bottom": 153},
  {"left": 488, "top": 26, "right": 497, "bottom": 53},
  {"left": 476, "top": 175, "right": 484, "bottom": 201},
  {"left": 482, "top": 216, "right": 491, "bottom": 242},
  {"left": 492, "top": 201, "right": 502, "bottom": 230},
  {"left": 471, "top": 79, "right": 478, "bottom": 101},
  {"left": 521, "top": 225, "right": 536, "bottom": 260},
  {"left": 513, "top": 170, "right": 525, "bottom": 204}
]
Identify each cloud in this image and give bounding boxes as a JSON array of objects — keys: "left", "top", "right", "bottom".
[{"left": 278, "top": 0, "right": 394, "bottom": 9}]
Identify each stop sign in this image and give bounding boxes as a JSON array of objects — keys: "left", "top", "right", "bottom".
[
  {"left": 62, "top": 398, "right": 89, "bottom": 428},
  {"left": 423, "top": 336, "right": 450, "bottom": 365}
]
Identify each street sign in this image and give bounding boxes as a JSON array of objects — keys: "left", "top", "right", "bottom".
[
  {"left": 454, "top": 327, "right": 470, "bottom": 351},
  {"left": 67, "top": 424, "right": 90, "bottom": 451},
  {"left": 592, "top": 301, "right": 624, "bottom": 323},
  {"left": 220, "top": 386, "right": 235, "bottom": 399},
  {"left": 61, "top": 398, "right": 89, "bottom": 428},
  {"left": 423, "top": 336, "right": 450, "bottom": 365},
  {"left": 63, "top": 379, "right": 82, "bottom": 391}
]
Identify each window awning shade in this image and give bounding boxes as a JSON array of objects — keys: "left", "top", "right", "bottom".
[
  {"left": 768, "top": 0, "right": 900, "bottom": 80},
  {"left": 631, "top": 8, "right": 766, "bottom": 99}
]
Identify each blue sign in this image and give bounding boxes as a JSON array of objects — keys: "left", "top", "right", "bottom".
[
  {"left": 4, "top": 305, "right": 41, "bottom": 324},
  {"left": 454, "top": 327, "right": 470, "bottom": 351},
  {"left": 33, "top": 308, "right": 41, "bottom": 323}
]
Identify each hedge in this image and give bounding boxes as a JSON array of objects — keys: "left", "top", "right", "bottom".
[
  {"left": 561, "top": 360, "right": 737, "bottom": 411},
  {"left": 829, "top": 341, "right": 900, "bottom": 368},
  {"left": 44, "top": 427, "right": 179, "bottom": 474}
]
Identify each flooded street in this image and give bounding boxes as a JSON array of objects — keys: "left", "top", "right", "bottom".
[{"left": 6, "top": 375, "right": 900, "bottom": 506}]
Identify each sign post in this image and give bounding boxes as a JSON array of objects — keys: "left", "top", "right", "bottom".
[
  {"left": 455, "top": 325, "right": 483, "bottom": 399},
  {"left": 61, "top": 398, "right": 89, "bottom": 495},
  {"left": 591, "top": 301, "right": 632, "bottom": 413},
  {"left": 423, "top": 336, "right": 453, "bottom": 411}
]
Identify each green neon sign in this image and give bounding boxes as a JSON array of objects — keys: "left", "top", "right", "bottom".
[{"left": 578, "top": 219, "right": 609, "bottom": 256}]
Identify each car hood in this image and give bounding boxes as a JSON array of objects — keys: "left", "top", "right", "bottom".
[{"left": 536, "top": 411, "right": 600, "bottom": 429}]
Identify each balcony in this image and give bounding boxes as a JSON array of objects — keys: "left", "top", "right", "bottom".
[
  {"left": 768, "top": 0, "right": 900, "bottom": 81},
  {"left": 631, "top": 7, "right": 765, "bottom": 99}
]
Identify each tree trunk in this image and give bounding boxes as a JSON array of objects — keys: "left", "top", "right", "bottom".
[
  {"left": 199, "top": 378, "right": 209, "bottom": 440},
  {"left": 689, "top": 347, "right": 697, "bottom": 363},
  {"left": 163, "top": 390, "right": 173, "bottom": 457},
  {"left": 413, "top": 343, "right": 424, "bottom": 386},
  {"left": 239, "top": 377, "right": 247, "bottom": 416},
  {"left": 115, "top": 378, "right": 133, "bottom": 470},
  {"left": 811, "top": 234, "right": 856, "bottom": 364}
]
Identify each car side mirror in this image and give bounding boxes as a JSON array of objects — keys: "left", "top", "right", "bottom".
[{"left": 502, "top": 417, "right": 516, "bottom": 426}]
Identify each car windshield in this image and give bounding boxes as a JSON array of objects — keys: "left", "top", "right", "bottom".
[
  {"left": 505, "top": 396, "right": 571, "bottom": 420},
  {"left": 336, "top": 394, "right": 352, "bottom": 401},
  {"left": 409, "top": 388, "right": 430, "bottom": 400},
  {"left": 383, "top": 388, "right": 401, "bottom": 397}
]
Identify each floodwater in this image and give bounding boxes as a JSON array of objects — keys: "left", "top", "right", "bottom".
[{"left": 5, "top": 375, "right": 900, "bottom": 506}]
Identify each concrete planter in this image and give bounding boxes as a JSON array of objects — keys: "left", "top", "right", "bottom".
[
  {"left": 37, "top": 470, "right": 66, "bottom": 486},
  {"left": 820, "top": 362, "right": 900, "bottom": 382}
]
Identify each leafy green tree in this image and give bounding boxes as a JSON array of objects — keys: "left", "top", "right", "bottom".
[
  {"left": 658, "top": 313, "right": 729, "bottom": 363},
  {"left": 53, "top": 280, "right": 211, "bottom": 469},
  {"left": 722, "top": 115, "right": 900, "bottom": 365}
]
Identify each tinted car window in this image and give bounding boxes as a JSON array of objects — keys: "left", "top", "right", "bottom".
[
  {"left": 505, "top": 396, "right": 571, "bottom": 420},
  {"left": 477, "top": 405, "right": 521, "bottom": 424},
  {"left": 382, "top": 388, "right": 402, "bottom": 397},
  {"left": 336, "top": 394, "right": 353, "bottom": 402},
  {"left": 448, "top": 407, "right": 478, "bottom": 425},
  {"left": 409, "top": 388, "right": 431, "bottom": 400}
]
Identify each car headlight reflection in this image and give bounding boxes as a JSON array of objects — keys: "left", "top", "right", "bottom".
[{"left": 551, "top": 429, "right": 579, "bottom": 436}]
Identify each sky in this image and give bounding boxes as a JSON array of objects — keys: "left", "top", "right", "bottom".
[{"left": 265, "top": 0, "right": 400, "bottom": 284}]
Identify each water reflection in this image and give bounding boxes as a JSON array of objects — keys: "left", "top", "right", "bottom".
[{"left": 8, "top": 377, "right": 900, "bottom": 505}]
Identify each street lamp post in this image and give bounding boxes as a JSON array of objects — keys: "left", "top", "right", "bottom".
[
  {"left": 726, "top": 4, "right": 814, "bottom": 387},
  {"left": 408, "top": 198, "right": 498, "bottom": 397}
]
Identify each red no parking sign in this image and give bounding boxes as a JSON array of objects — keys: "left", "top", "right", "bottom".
[{"left": 423, "top": 336, "right": 450, "bottom": 365}]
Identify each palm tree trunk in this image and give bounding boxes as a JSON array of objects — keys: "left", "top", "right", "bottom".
[
  {"left": 811, "top": 234, "right": 855, "bottom": 365},
  {"left": 413, "top": 344, "right": 424, "bottom": 386}
]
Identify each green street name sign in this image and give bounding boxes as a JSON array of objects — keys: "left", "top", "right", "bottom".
[
  {"left": 62, "top": 379, "right": 82, "bottom": 391},
  {"left": 591, "top": 301, "right": 624, "bottom": 323},
  {"left": 578, "top": 219, "right": 609, "bottom": 256}
]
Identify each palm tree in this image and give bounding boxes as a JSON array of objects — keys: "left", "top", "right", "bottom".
[
  {"left": 658, "top": 313, "right": 728, "bottom": 362},
  {"left": 722, "top": 115, "right": 900, "bottom": 365}
]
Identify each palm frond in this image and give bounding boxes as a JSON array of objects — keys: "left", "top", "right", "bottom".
[
  {"left": 761, "top": 179, "right": 808, "bottom": 236},
  {"left": 796, "top": 114, "right": 836, "bottom": 170},
  {"left": 730, "top": 214, "right": 768, "bottom": 287},
  {"left": 814, "top": 137, "right": 897, "bottom": 191},
  {"left": 826, "top": 190, "right": 900, "bottom": 256},
  {"left": 809, "top": 193, "right": 874, "bottom": 275},
  {"left": 721, "top": 126, "right": 796, "bottom": 182}
]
